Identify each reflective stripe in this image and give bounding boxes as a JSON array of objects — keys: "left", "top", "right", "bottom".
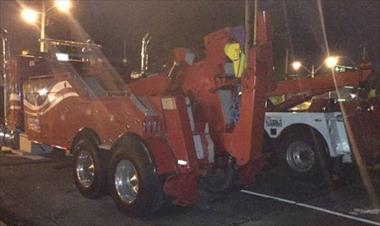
[
  {"left": 193, "top": 135, "right": 204, "bottom": 159},
  {"left": 24, "top": 92, "right": 79, "bottom": 115},
  {"left": 185, "top": 98, "right": 195, "bottom": 131},
  {"left": 204, "top": 123, "right": 215, "bottom": 163},
  {"left": 41, "top": 93, "right": 79, "bottom": 115}
]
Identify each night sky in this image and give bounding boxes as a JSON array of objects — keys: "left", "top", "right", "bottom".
[{"left": 1, "top": 0, "right": 379, "bottom": 77}]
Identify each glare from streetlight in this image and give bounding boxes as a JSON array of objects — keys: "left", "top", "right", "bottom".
[
  {"left": 54, "top": 0, "right": 72, "bottom": 13},
  {"left": 291, "top": 61, "right": 302, "bottom": 71},
  {"left": 21, "top": 8, "right": 39, "bottom": 24},
  {"left": 325, "top": 56, "right": 339, "bottom": 69},
  {"left": 37, "top": 87, "right": 48, "bottom": 96}
]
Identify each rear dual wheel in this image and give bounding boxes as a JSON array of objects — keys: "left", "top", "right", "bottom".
[
  {"left": 107, "top": 139, "right": 163, "bottom": 217},
  {"left": 73, "top": 135, "right": 163, "bottom": 216}
]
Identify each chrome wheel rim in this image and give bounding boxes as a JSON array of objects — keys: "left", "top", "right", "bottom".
[
  {"left": 76, "top": 150, "right": 95, "bottom": 188},
  {"left": 286, "top": 141, "right": 315, "bottom": 173},
  {"left": 114, "top": 160, "right": 139, "bottom": 204}
]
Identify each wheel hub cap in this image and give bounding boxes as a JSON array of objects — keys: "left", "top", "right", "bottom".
[
  {"left": 114, "top": 160, "right": 139, "bottom": 204},
  {"left": 76, "top": 150, "right": 95, "bottom": 188},
  {"left": 286, "top": 141, "right": 315, "bottom": 173}
]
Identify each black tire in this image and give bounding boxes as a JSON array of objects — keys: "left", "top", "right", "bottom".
[
  {"left": 108, "top": 138, "right": 163, "bottom": 217},
  {"left": 279, "top": 130, "right": 331, "bottom": 181},
  {"left": 200, "top": 155, "right": 237, "bottom": 194},
  {"left": 72, "top": 137, "right": 107, "bottom": 199},
  {"left": 263, "top": 132, "right": 277, "bottom": 170}
]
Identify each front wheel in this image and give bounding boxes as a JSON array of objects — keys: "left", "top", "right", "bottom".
[
  {"left": 108, "top": 139, "right": 163, "bottom": 217},
  {"left": 72, "top": 137, "right": 107, "bottom": 199}
]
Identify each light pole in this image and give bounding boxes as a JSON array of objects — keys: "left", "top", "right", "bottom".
[
  {"left": 21, "top": 0, "right": 72, "bottom": 53},
  {"left": 40, "top": 1, "right": 46, "bottom": 53}
]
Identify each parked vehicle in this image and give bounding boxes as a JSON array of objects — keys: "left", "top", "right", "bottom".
[{"left": 264, "top": 67, "right": 380, "bottom": 181}]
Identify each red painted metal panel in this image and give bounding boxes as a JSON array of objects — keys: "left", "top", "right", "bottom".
[{"left": 161, "top": 96, "right": 199, "bottom": 171}]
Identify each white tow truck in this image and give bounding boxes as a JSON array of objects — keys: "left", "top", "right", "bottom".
[
  {"left": 264, "top": 66, "right": 380, "bottom": 180},
  {"left": 265, "top": 109, "right": 351, "bottom": 178}
]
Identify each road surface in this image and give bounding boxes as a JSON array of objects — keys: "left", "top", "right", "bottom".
[{"left": 1, "top": 150, "right": 380, "bottom": 226}]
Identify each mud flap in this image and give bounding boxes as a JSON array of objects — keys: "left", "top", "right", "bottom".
[
  {"left": 163, "top": 171, "right": 200, "bottom": 206},
  {"left": 238, "top": 156, "right": 266, "bottom": 187}
]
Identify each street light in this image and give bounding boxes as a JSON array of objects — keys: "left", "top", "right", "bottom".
[
  {"left": 54, "top": 0, "right": 72, "bottom": 12},
  {"left": 290, "top": 56, "right": 340, "bottom": 77},
  {"left": 21, "top": 8, "right": 39, "bottom": 24},
  {"left": 291, "top": 61, "right": 302, "bottom": 71},
  {"left": 324, "top": 56, "right": 339, "bottom": 69},
  {"left": 20, "top": 0, "right": 72, "bottom": 53}
]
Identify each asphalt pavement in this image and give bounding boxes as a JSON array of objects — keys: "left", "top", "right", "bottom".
[{"left": 0, "top": 150, "right": 380, "bottom": 226}]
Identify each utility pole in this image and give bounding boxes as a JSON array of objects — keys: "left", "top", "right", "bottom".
[
  {"left": 244, "top": 0, "right": 258, "bottom": 68},
  {"left": 0, "top": 0, "right": 4, "bottom": 71},
  {"left": 284, "top": 48, "right": 289, "bottom": 78},
  {"left": 362, "top": 43, "right": 367, "bottom": 61},
  {"left": 0, "top": 1, "right": 5, "bottom": 125},
  {"left": 0, "top": 0, "right": 3, "bottom": 30},
  {"left": 40, "top": 0, "right": 47, "bottom": 52},
  {"left": 122, "top": 40, "right": 127, "bottom": 65},
  {"left": 253, "top": 0, "right": 258, "bottom": 46},
  {"left": 244, "top": 0, "right": 250, "bottom": 58},
  {"left": 21, "top": 0, "right": 72, "bottom": 53}
]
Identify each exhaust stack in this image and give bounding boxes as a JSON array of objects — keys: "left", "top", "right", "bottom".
[
  {"left": 140, "top": 33, "right": 151, "bottom": 75},
  {"left": 0, "top": 28, "right": 18, "bottom": 149},
  {"left": 1, "top": 28, "right": 10, "bottom": 126}
]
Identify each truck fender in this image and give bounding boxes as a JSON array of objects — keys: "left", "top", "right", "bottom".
[
  {"left": 277, "top": 124, "right": 329, "bottom": 155},
  {"left": 111, "top": 133, "right": 177, "bottom": 176},
  {"left": 70, "top": 127, "right": 100, "bottom": 153}
]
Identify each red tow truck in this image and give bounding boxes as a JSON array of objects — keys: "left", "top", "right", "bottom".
[{"left": 0, "top": 12, "right": 273, "bottom": 216}]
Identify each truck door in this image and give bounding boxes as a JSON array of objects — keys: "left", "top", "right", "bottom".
[
  {"left": 23, "top": 78, "right": 44, "bottom": 142},
  {"left": 19, "top": 56, "right": 51, "bottom": 143}
]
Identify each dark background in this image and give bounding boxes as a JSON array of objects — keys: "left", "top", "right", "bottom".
[{"left": 1, "top": 0, "right": 379, "bottom": 78}]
